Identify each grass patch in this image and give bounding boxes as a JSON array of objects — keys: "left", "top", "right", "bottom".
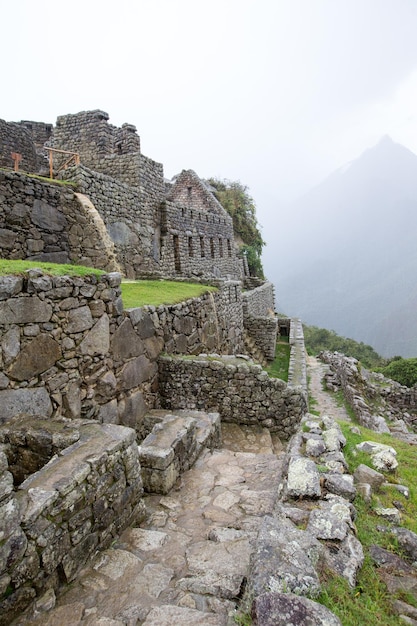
[
  {"left": 0, "top": 168, "right": 77, "bottom": 188},
  {"left": 120, "top": 280, "right": 218, "bottom": 308},
  {"left": 318, "top": 412, "right": 417, "bottom": 623},
  {"left": 0, "top": 259, "right": 104, "bottom": 277},
  {"left": 265, "top": 340, "right": 291, "bottom": 382}
]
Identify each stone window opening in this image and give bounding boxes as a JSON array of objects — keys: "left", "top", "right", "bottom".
[
  {"left": 210, "top": 237, "right": 215, "bottom": 258},
  {"left": 182, "top": 207, "right": 186, "bottom": 217},
  {"left": 219, "top": 238, "right": 223, "bottom": 258},
  {"left": 188, "top": 236, "right": 194, "bottom": 257},
  {"left": 206, "top": 215, "right": 209, "bottom": 223},
  {"left": 173, "top": 234, "right": 181, "bottom": 271},
  {"left": 200, "top": 236, "right": 205, "bottom": 257},
  {"left": 227, "top": 239, "right": 232, "bottom": 257}
]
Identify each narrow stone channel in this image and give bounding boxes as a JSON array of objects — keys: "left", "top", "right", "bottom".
[{"left": 19, "top": 424, "right": 285, "bottom": 625}]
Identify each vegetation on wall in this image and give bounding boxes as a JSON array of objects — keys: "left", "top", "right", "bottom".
[
  {"left": 303, "top": 324, "right": 385, "bottom": 369},
  {"left": 207, "top": 178, "right": 265, "bottom": 278}
]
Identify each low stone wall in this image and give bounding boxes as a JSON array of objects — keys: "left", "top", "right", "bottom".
[
  {"left": 242, "top": 281, "right": 275, "bottom": 317},
  {"left": 0, "top": 418, "right": 144, "bottom": 626},
  {"left": 158, "top": 354, "right": 307, "bottom": 439},
  {"left": 288, "top": 318, "right": 308, "bottom": 394},
  {"left": 0, "top": 171, "right": 119, "bottom": 272},
  {"left": 320, "top": 351, "right": 417, "bottom": 432},
  {"left": 244, "top": 315, "right": 277, "bottom": 361}
]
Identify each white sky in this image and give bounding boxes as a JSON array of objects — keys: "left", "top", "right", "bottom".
[{"left": 3, "top": 0, "right": 417, "bottom": 272}]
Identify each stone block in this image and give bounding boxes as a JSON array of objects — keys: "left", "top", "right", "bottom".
[
  {"left": 78, "top": 313, "right": 109, "bottom": 356},
  {"left": 286, "top": 457, "right": 322, "bottom": 498},
  {"left": 111, "top": 318, "right": 144, "bottom": 360},
  {"left": 0, "top": 296, "right": 52, "bottom": 324},
  {"left": 0, "top": 388, "right": 53, "bottom": 424},
  {"left": 252, "top": 592, "right": 342, "bottom": 626},
  {"left": 8, "top": 334, "right": 62, "bottom": 381}
]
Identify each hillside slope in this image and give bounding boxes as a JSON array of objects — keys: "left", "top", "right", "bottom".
[{"left": 271, "top": 137, "right": 417, "bottom": 357}]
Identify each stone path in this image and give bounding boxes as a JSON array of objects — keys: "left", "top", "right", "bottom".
[
  {"left": 19, "top": 424, "right": 284, "bottom": 626},
  {"left": 307, "top": 354, "right": 351, "bottom": 422}
]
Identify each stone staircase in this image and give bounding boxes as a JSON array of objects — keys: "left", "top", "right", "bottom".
[{"left": 138, "top": 410, "right": 221, "bottom": 494}]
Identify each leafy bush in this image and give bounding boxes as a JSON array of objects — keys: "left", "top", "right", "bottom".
[
  {"left": 207, "top": 178, "right": 264, "bottom": 278},
  {"left": 376, "top": 357, "right": 417, "bottom": 387}
]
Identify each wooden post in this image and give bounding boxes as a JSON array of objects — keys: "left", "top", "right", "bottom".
[{"left": 11, "top": 152, "right": 22, "bottom": 172}]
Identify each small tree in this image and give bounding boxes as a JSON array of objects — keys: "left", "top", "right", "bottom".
[{"left": 208, "top": 178, "right": 265, "bottom": 277}]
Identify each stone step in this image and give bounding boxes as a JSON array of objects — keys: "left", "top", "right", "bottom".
[{"left": 139, "top": 410, "right": 221, "bottom": 494}]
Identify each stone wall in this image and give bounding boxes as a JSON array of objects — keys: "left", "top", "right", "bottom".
[
  {"left": 288, "top": 318, "right": 308, "bottom": 393},
  {"left": 158, "top": 354, "right": 307, "bottom": 440},
  {"left": 0, "top": 120, "right": 38, "bottom": 172},
  {"left": 320, "top": 351, "right": 417, "bottom": 432},
  {"left": 0, "top": 171, "right": 119, "bottom": 271},
  {"left": 0, "top": 418, "right": 144, "bottom": 625},
  {"left": 244, "top": 315, "right": 277, "bottom": 361},
  {"left": 64, "top": 164, "right": 159, "bottom": 278},
  {"left": 241, "top": 281, "right": 277, "bottom": 362},
  {"left": 0, "top": 271, "right": 245, "bottom": 433},
  {"left": 242, "top": 281, "right": 275, "bottom": 317}
]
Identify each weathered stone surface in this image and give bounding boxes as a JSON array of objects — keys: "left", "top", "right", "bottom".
[
  {"left": 111, "top": 318, "right": 144, "bottom": 360},
  {"left": 32, "top": 199, "right": 67, "bottom": 231},
  {"left": 62, "top": 380, "right": 81, "bottom": 419},
  {"left": 0, "top": 388, "right": 52, "bottom": 423},
  {"left": 121, "top": 528, "right": 167, "bottom": 552},
  {"left": 8, "top": 334, "right": 61, "bottom": 381},
  {"left": 305, "top": 437, "right": 326, "bottom": 457},
  {"left": 119, "top": 354, "right": 157, "bottom": 390},
  {"left": 0, "top": 276, "right": 23, "bottom": 300},
  {"left": 142, "top": 605, "right": 224, "bottom": 625},
  {"left": 93, "top": 549, "right": 142, "bottom": 580},
  {"left": 2, "top": 325, "right": 20, "bottom": 364},
  {"left": 118, "top": 390, "right": 148, "bottom": 430},
  {"left": 353, "top": 463, "right": 385, "bottom": 488},
  {"left": 78, "top": 314, "right": 110, "bottom": 356},
  {"left": 323, "top": 426, "right": 346, "bottom": 452},
  {"left": 66, "top": 305, "right": 93, "bottom": 334},
  {"left": 252, "top": 592, "right": 342, "bottom": 626},
  {"left": 286, "top": 457, "right": 321, "bottom": 498},
  {"left": 307, "top": 508, "right": 349, "bottom": 541},
  {"left": 325, "top": 474, "right": 356, "bottom": 501},
  {"left": 129, "top": 308, "right": 155, "bottom": 338},
  {"left": 372, "top": 449, "right": 398, "bottom": 472},
  {"left": 374, "top": 506, "right": 401, "bottom": 523},
  {"left": 0, "top": 297, "right": 52, "bottom": 324},
  {"left": 249, "top": 516, "right": 323, "bottom": 598},
  {"left": 392, "top": 527, "right": 417, "bottom": 562},
  {"left": 322, "top": 533, "right": 364, "bottom": 587}
]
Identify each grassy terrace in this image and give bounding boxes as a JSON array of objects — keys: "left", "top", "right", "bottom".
[
  {"left": 0, "top": 260, "right": 218, "bottom": 307},
  {"left": 120, "top": 280, "right": 217, "bottom": 308}
]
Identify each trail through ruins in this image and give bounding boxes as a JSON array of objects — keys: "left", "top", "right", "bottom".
[{"left": 16, "top": 357, "right": 340, "bottom": 626}]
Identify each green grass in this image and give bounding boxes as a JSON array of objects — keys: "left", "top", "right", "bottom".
[
  {"left": 265, "top": 340, "right": 291, "bottom": 381},
  {"left": 0, "top": 168, "right": 77, "bottom": 188},
  {"left": 317, "top": 409, "right": 417, "bottom": 624},
  {"left": 0, "top": 259, "right": 105, "bottom": 277},
  {"left": 120, "top": 280, "right": 218, "bottom": 308}
]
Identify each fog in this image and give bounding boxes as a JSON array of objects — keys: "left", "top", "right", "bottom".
[{"left": 3, "top": 0, "right": 417, "bottom": 282}]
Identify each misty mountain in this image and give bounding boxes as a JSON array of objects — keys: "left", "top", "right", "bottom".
[{"left": 271, "top": 136, "right": 417, "bottom": 357}]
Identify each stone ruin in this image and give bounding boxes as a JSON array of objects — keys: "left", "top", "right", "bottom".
[
  {"left": 0, "top": 110, "right": 241, "bottom": 281},
  {"left": 0, "top": 109, "right": 325, "bottom": 623}
]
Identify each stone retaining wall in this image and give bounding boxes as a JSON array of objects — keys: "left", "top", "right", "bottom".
[
  {"left": 0, "top": 419, "right": 144, "bottom": 626},
  {"left": 243, "top": 315, "right": 277, "bottom": 361},
  {"left": 242, "top": 281, "right": 275, "bottom": 317},
  {"left": 0, "top": 171, "right": 119, "bottom": 272},
  {"left": 158, "top": 354, "right": 307, "bottom": 439},
  {"left": 0, "top": 271, "right": 244, "bottom": 433}
]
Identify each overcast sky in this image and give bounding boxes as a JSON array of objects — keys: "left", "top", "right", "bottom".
[{"left": 3, "top": 0, "right": 417, "bottom": 275}]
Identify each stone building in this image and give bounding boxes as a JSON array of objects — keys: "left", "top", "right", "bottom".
[{"left": 0, "top": 110, "right": 242, "bottom": 280}]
